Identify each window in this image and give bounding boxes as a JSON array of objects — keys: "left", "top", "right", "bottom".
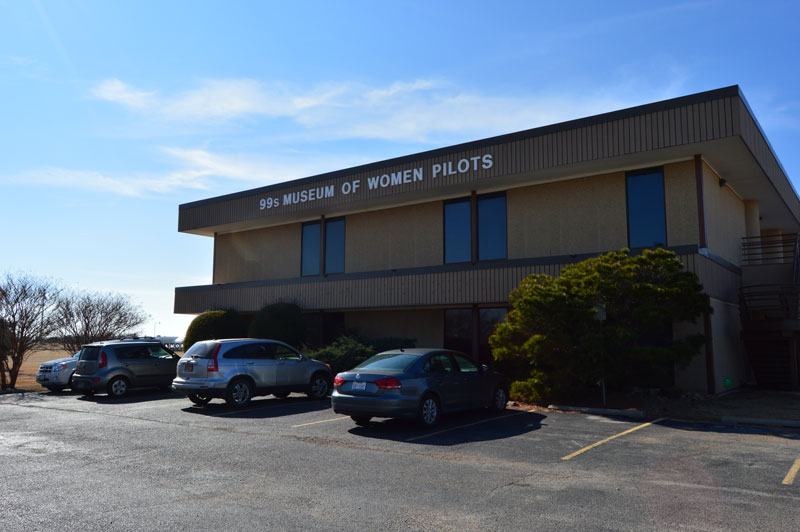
[
  {"left": 444, "top": 193, "right": 507, "bottom": 263},
  {"left": 453, "top": 354, "right": 478, "bottom": 373},
  {"left": 444, "top": 309, "right": 473, "bottom": 355},
  {"left": 627, "top": 169, "right": 667, "bottom": 248},
  {"left": 424, "top": 354, "right": 455, "bottom": 374},
  {"left": 444, "top": 199, "right": 471, "bottom": 263},
  {"left": 301, "top": 222, "right": 321, "bottom": 276},
  {"left": 478, "top": 195, "right": 507, "bottom": 260},
  {"left": 147, "top": 346, "right": 174, "bottom": 360},
  {"left": 274, "top": 344, "right": 302, "bottom": 361},
  {"left": 325, "top": 219, "right": 345, "bottom": 274},
  {"left": 445, "top": 307, "right": 508, "bottom": 365},
  {"left": 301, "top": 218, "right": 345, "bottom": 276}
]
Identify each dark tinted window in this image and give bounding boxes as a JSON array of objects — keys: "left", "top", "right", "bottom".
[
  {"left": 444, "top": 309, "right": 473, "bottom": 355},
  {"left": 444, "top": 199, "right": 471, "bottom": 263},
  {"left": 354, "top": 352, "right": 420, "bottom": 371},
  {"left": 302, "top": 222, "right": 321, "bottom": 276},
  {"left": 325, "top": 218, "right": 345, "bottom": 274},
  {"left": 223, "top": 343, "right": 273, "bottom": 360},
  {"left": 478, "top": 195, "right": 506, "bottom": 260},
  {"left": 184, "top": 341, "right": 220, "bottom": 359},
  {"left": 627, "top": 170, "right": 667, "bottom": 248},
  {"left": 274, "top": 344, "right": 301, "bottom": 361},
  {"left": 116, "top": 345, "right": 149, "bottom": 359},
  {"left": 80, "top": 346, "right": 101, "bottom": 361},
  {"left": 423, "top": 354, "right": 455, "bottom": 374},
  {"left": 453, "top": 354, "right": 478, "bottom": 373}
]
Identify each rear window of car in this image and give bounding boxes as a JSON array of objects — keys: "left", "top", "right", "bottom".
[
  {"left": 80, "top": 346, "right": 101, "bottom": 361},
  {"left": 184, "top": 341, "right": 221, "bottom": 358},
  {"left": 354, "top": 352, "right": 420, "bottom": 371}
]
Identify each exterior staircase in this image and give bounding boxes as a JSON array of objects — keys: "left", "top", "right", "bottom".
[{"left": 739, "top": 234, "right": 800, "bottom": 390}]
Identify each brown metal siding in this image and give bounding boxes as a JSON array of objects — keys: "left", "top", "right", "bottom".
[
  {"left": 179, "top": 93, "right": 748, "bottom": 234},
  {"left": 175, "top": 252, "right": 738, "bottom": 314}
]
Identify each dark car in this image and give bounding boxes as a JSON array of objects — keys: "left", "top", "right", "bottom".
[
  {"left": 331, "top": 348, "right": 509, "bottom": 427},
  {"left": 71, "top": 339, "right": 180, "bottom": 398}
]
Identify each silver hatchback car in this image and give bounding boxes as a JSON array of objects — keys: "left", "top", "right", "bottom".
[{"left": 171, "top": 339, "right": 332, "bottom": 407}]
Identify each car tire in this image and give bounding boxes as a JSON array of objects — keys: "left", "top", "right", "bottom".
[
  {"left": 307, "top": 373, "right": 331, "bottom": 400},
  {"left": 107, "top": 376, "right": 129, "bottom": 398},
  {"left": 489, "top": 385, "right": 508, "bottom": 412},
  {"left": 225, "top": 379, "right": 253, "bottom": 407},
  {"left": 188, "top": 394, "right": 212, "bottom": 406},
  {"left": 416, "top": 394, "right": 440, "bottom": 428},
  {"left": 351, "top": 416, "right": 371, "bottom": 426},
  {"left": 273, "top": 392, "right": 290, "bottom": 399}
]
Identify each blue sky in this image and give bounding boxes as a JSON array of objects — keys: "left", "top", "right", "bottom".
[{"left": 2, "top": 0, "right": 799, "bottom": 337}]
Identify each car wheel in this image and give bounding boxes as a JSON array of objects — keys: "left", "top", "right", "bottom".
[
  {"left": 489, "top": 386, "right": 508, "bottom": 412},
  {"left": 307, "top": 373, "right": 331, "bottom": 399},
  {"left": 273, "top": 392, "right": 290, "bottom": 399},
  {"left": 416, "top": 394, "right": 440, "bottom": 427},
  {"left": 225, "top": 379, "right": 253, "bottom": 407},
  {"left": 351, "top": 416, "right": 371, "bottom": 426},
  {"left": 107, "top": 377, "right": 129, "bottom": 398},
  {"left": 188, "top": 394, "right": 212, "bottom": 406}
]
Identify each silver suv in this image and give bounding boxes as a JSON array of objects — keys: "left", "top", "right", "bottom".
[
  {"left": 36, "top": 351, "right": 81, "bottom": 392},
  {"left": 171, "top": 339, "right": 332, "bottom": 407},
  {"left": 71, "top": 340, "right": 180, "bottom": 398}
]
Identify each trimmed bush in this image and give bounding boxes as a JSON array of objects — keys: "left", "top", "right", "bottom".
[
  {"left": 184, "top": 310, "right": 246, "bottom": 352},
  {"left": 306, "top": 335, "right": 416, "bottom": 375},
  {"left": 247, "top": 302, "right": 306, "bottom": 348}
]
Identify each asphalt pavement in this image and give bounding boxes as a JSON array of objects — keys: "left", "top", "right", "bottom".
[{"left": 1, "top": 389, "right": 798, "bottom": 531}]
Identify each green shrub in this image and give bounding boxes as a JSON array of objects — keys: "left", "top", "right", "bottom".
[
  {"left": 184, "top": 310, "right": 247, "bottom": 352},
  {"left": 247, "top": 302, "right": 306, "bottom": 348},
  {"left": 306, "top": 335, "right": 416, "bottom": 375}
]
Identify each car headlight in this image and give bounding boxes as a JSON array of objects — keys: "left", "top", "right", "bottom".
[{"left": 52, "top": 364, "right": 64, "bottom": 373}]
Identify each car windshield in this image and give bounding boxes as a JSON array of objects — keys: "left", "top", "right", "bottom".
[
  {"left": 353, "top": 352, "right": 420, "bottom": 371},
  {"left": 184, "top": 341, "right": 220, "bottom": 358}
]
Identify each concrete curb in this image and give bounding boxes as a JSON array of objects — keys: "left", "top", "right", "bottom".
[
  {"left": 546, "top": 403, "right": 800, "bottom": 429},
  {"left": 719, "top": 416, "right": 800, "bottom": 429},
  {"left": 547, "top": 404, "right": 645, "bottom": 419}
]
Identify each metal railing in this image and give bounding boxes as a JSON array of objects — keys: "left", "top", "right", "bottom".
[
  {"left": 741, "top": 233, "right": 800, "bottom": 283},
  {"left": 740, "top": 284, "right": 800, "bottom": 320}
]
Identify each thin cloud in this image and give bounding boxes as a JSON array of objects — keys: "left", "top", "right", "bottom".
[{"left": 89, "top": 76, "right": 681, "bottom": 143}]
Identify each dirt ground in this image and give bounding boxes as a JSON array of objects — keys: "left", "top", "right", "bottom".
[{"left": 11, "top": 348, "right": 69, "bottom": 392}]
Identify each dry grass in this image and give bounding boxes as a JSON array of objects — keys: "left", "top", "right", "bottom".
[{"left": 9, "top": 347, "right": 73, "bottom": 391}]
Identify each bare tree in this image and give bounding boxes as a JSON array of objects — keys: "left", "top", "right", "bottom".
[
  {"left": 54, "top": 291, "right": 148, "bottom": 354},
  {"left": 0, "top": 274, "right": 61, "bottom": 389}
]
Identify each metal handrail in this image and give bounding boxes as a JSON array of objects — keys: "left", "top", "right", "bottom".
[{"left": 741, "top": 233, "right": 800, "bottom": 267}]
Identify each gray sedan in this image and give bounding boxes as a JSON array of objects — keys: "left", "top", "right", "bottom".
[{"left": 331, "top": 348, "right": 509, "bottom": 427}]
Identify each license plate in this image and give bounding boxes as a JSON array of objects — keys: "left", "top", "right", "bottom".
[
  {"left": 37, "top": 375, "right": 48, "bottom": 382},
  {"left": 352, "top": 381, "right": 366, "bottom": 391},
  {"left": 184, "top": 364, "right": 193, "bottom": 373}
]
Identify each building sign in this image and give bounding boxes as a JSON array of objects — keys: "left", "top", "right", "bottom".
[{"left": 258, "top": 153, "right": 494, "bottom": 210}]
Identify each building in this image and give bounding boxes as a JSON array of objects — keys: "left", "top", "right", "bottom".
[{"left": 175, "top": 86, "right": 800, "bottom": 393}]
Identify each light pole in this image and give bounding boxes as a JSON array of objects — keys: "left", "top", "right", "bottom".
[{"left": 153, "top": 321, "right": 160, "bottom": 338}]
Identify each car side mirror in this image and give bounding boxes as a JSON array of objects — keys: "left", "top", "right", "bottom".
[{"left": 481, "top": 364, "right": 489, "bottom": 373}]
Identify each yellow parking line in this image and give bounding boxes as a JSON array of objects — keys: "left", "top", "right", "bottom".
[
  {"left": 407, "top": 411, "right": 532, "bottom": 442},
  {"left": 561, "top": 418, "right": 665, "bottom": 460},
  {"left": 292, "top": 416, "right": 348, "bottom": 428},
  {"left": 782, "top": 457, "right": 800, "bottom": 485}
]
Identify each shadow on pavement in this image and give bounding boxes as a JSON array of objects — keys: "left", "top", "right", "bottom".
[
  {"left": 180, "top": 395, "right": 333, "bottom": 419},
  {"left": 657, "top": 418, "right": 800, "bottom": 440},
  {"left": 76, "top": 388, "right": 186, "bottom": 404},
  {"left": 346, "top": 408, "right": 546, "bottom": 446}
]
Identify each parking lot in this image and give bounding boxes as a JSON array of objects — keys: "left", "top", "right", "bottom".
[{"left": 1, "top": 390, "right": 798, "bottom": 531}]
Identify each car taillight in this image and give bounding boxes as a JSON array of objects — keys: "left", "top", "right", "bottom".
[
  {"left": 375, "top": 377, "right": 402, "bottom": 389},
  {"left": 333, "top": 375, "right": 344, "bottom": 387},
  {"left": 206, "top": 344, "right": 222, "bottom": 373},
  {"left": 98, "top": 351, "right": 107, "bottom": 369}
]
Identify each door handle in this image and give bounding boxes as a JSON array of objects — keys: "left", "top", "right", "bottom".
[{"left": 246, "top": 361, "right": 254, "bottom": 365}]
